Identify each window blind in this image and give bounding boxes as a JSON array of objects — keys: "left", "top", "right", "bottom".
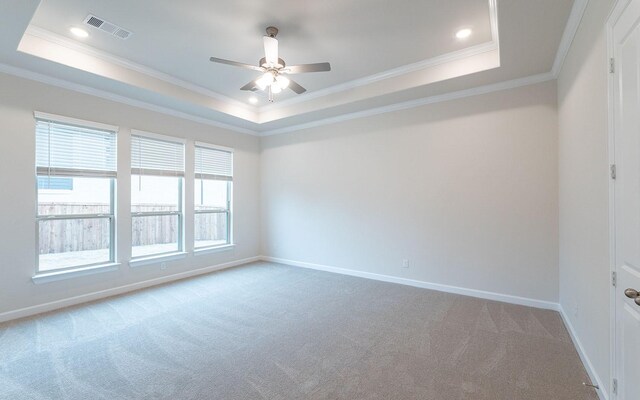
[
  {"left": 131, "top": 134, "right": 185, "bottom": 176},
  {"left": 195, "top": 144, "right": 233, "bottom": 181},
  {"left": 35, "top": 119, "right": 117, "bottom": 177}
]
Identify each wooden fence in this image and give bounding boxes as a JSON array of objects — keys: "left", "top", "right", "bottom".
[{"left": 39, "top": 203, "right": 227, "bottom": 253}]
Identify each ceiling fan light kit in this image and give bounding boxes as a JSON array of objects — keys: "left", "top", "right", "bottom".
[{"left": 210, "top": 26, "right": 331, "bottom": 102}]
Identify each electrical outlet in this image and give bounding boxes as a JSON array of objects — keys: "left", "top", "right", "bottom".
[
  {"left": 573, "top": 302, "right": 579, "bottom": 318},
  {"left": 161, "top": 262, "right": 167, "bottom": 270},
  {"left": 402, "top": 259, "right": 409, "bottom": 269}
]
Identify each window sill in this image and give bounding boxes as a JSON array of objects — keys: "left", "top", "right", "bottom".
[
  {"left": 129, "top": 251, "right": 188, "bottom": 268},
  {"left": 32, "top": 262, "right": 120, "bottom": 284},
  {"left": 193, "top": 244, "right": 235, "bottom": 255}
]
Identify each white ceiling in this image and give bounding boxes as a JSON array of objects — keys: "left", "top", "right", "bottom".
[{"left": 0, "top": 0, "right": 575, "bottom": 135}]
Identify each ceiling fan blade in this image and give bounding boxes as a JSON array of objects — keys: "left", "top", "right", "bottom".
[
  {"left": 284, "top": 62, "right": 331, "bottom": 74},
  {"left": 210, "top": 57, "right": 264, "bottom": 72},
  {"left": 240, "top": 80, "right": 259, "bottom": 91},
  {"left": 287, "top": 78, "right": 307, "bottom": 94},
  {"left": 263, "top": 36, "right": 279, "bottom": 66}
]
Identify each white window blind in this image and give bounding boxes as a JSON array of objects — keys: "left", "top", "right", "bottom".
[
  {"left": 131, "top": 134, "right": 185, "bottom": 176},
  {"left": 195, "top": 144, "right": 233, "bottom": 181},
  {"left": 36, "top": 119, "right": 117, "bottom": 177}
]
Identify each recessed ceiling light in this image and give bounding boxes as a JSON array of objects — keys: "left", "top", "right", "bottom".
[
  {"left": 70, "top": 27, "right": 89, "bottom": 38},
  {"left": 456, "top": 28, "right": 472, "bottom": 40},
  {"left": 249, "top": 96, "right": 258, "bottom": 104}
]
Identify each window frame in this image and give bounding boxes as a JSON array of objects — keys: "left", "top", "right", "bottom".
[
  {"left": 130, "top": 130, "right": 186, "bottom": 260},
  {"left": 194, "top": 142, "right": 233, "bottom": 250},
  {"left": 34, "top": 112, "right": 118, "bottom": 275},
  {"left": 194, "top": 180, "right": 232, "bottom": 249},
  {"left": 36, "top": 178, "right": 116, "bottom": 273},
  {"left": 131, "top": 176, "right": 184, "bottom": 259}
]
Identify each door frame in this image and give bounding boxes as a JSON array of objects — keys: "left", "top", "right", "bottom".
[{"left": 607, "top": 0, "right": 633, "bottom": 398}]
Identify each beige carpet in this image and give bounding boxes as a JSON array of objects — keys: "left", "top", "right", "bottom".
[{"left": 0, "top": 262, "right": 598, "bottom": 399}]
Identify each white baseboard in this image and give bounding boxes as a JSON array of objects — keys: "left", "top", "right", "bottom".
[
  {"left": 558, "top": 306, "right": 609, "bottom": 400},
  {"left": 260, "top": 256, "right": 560, "bottom": 311},
  {"left": 0, "top": 256, "right": 260, "bottom": 323}
]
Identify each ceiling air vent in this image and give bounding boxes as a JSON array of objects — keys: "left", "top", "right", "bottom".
[{"left": 83, "top": 14, "right": 133, "bottom": 40}]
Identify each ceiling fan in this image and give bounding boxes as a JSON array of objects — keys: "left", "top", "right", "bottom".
[{"left": 210, "top": 26, "right": 331, "bottom": 102}]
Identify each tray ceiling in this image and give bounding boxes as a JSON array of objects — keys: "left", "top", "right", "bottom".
[{"left": 0, "top": 0, "right": 575, "bottom": 135}]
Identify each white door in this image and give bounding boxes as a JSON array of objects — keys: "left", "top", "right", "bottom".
[{"left": 613, "top": 1, "right": 640, "bottom": 398}]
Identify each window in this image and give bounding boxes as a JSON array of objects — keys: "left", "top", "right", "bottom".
[
  {"left": 194, "top": 143, "right": 233, "bottom": 249},
  {"left": 131, "top": 132, "right": 184, "bottom": 259},
  {"left": 35, "top": 113, "right": 117, "bottom": 273}
]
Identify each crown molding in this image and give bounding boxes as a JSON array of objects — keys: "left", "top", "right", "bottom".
[
  {"left": 258, "top": 41, "right": 499, "bottom": 114},
  {"left": 259, "top": 72, "right": 555, "bottom": 136},
  {"left": 24, "top": 25, "right": 253, "bottom": 112},
  {"left": 0, "top": 60, "right": 555, "bottom": 138},
  {"left": 259, "top": 0, "right": 500, "bottom": 113},
  {"left": 0, "top": 62, "right": 259, "bottom": 135},
  {"left": 551, "top": 0, "right": 590, "bottom": 77},
  {"left": 22, "top": 21, "right": 500, "bottom": 127},
  {"left": 23, "top": 0, "right": 500, "bottom": 118},
  {"left": 23, "top": 11, "right": 500, "bottom": 121}
]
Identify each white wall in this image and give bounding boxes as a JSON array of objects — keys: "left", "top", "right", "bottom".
[
  {"left": 0, "top": 72, "right": 260, "bottom": 318},
  {"left": 261, "top": 81, "right": 559, "bottom": 303},
  {"left": 557, "top": 0, "right": 616, "bottom": 394}
]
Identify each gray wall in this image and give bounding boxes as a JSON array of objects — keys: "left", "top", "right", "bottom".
[
  {"left": 0, "top": 72, "right": 261, "bottom": 317},
  {"left": 557, "top": 0, "right": 616, "bottom": 394},
  {"left": 261, "top": 81, "right": 560, "bottom": 303}
]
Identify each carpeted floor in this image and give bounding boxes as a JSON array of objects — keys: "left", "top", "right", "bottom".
[{"left": 0, "top": 262, "right": 598, "bottom": 400}]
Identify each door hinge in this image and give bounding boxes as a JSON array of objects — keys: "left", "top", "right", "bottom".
[
  {"left": 613, "top": 378, "right": 618, "bottom": 395},
  {"left": 612, "top": 271, "right": 617, "bottom": 287},
  {"left": 610, "top": 58, "right": 616, "bottom": 73},
  {"left": 611, "top": 164, "right": 617, "bottom": 180}
]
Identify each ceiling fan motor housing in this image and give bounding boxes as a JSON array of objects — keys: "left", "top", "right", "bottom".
[
  {"left": 266, "top": 26, "right": 279, "bottom": 38},
  {"left": 259, "top": 57, "right": 285, "bottom": 69}
]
